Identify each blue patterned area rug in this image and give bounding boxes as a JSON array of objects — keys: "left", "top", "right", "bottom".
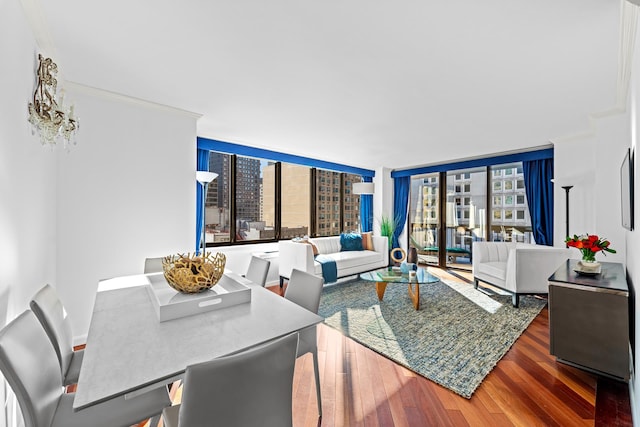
[{"left": 318, "top": 278, "right": 546, "bottom": 398}]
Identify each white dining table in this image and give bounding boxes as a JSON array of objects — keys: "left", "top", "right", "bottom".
[{"left": 73, "top": 272, "right": 323, "bottom": 410}]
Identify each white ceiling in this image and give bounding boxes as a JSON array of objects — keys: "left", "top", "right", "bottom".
[{"left": 33, "top": 0, "right": 620, "bottom": 171}]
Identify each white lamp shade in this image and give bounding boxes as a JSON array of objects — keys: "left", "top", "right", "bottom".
[
  {"left": 196, "top": 171, "right": 218, "bottom": 184},
  {"left": 352, "top": 182, "right": 375, "bottom": 195}
]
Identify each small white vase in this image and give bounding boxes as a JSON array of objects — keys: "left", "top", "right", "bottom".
[{"left": 580, "top": 259, "right": 600, "bottom": 268}]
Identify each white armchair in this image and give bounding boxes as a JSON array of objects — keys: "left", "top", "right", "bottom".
[{"left": 472, "top": 242, "right": 570, "bottom": 307}]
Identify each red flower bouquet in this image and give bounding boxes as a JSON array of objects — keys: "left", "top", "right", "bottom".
[{"left": 565, "top": 234, "right": 616, "bottom": 263}]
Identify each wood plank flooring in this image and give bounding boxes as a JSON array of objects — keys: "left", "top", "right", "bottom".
[
  {"left": 285, "top": 268, "right": 631, "bottom": 427},
  {"left": 135, "top": 267, "right": 631, "bottom": 427}
]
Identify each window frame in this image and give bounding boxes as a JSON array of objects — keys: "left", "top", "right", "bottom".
[{"left": 200, "top": 147, "right": 370, "bottom": 248}]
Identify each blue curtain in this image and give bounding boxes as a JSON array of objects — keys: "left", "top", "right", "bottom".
[
  {"left": 523, "top": 158, "right": 554, "bottom": 246},
  {"left": 360, "top": 176, "right": 373, "bottom": 232},
  {"left": 196, "top": 149, "right": 210, "bottom": 254},
  {"left": 391, "top": 176, "right": 410, "bottom": 249}
]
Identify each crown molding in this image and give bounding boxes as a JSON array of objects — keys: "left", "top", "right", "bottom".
[{"left": 65, "top": 81, "right": 202, "bottom": 119}]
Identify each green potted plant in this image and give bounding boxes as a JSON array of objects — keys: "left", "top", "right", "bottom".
[{"left": 379, "top": 214, "right": 400, "bottom": 265}]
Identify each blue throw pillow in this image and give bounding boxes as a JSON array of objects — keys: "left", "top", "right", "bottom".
[{"left": 340, "top": 232, "right": 363, "bottom": 251}]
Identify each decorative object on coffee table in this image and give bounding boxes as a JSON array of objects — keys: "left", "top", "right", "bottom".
[
  {"left": 162, "top": 252, "right": 226, "bottom": 293},
  {"left": 390, "top": 247, "right": 406, "bottom": 265}
]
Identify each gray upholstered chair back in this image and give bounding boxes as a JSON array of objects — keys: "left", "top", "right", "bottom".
[
  {"left": 0, "top": 310, "right": 64, "bottom": 427},
  {"left": 163, "top": 332, "right": 299, "bottom": 427},
  {"left": 0, "top": 310, "right": 171, "bottom": 427},
  {"left": 283, "top": 269, "right": 324, "bottom": 417},
  {"left": 144, "top": 257, "right": 164, "bottom": 274},
  {"left": 284, "top": 269, "right": 324, "bottom": 314},
  {"left": 245, "top": 255, "right": 270, "bottom": 287},
  {"left": 29, "top": 284, "right": 78, "bottom": 382}
]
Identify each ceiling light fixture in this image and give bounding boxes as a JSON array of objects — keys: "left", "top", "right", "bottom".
[{"left": 28, "top": 54, "right": 79, "bottom": 149}]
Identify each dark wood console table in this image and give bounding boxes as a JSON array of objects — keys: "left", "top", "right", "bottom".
[{"left": 548, "top": 259, "right": 629, "bottom": 381}]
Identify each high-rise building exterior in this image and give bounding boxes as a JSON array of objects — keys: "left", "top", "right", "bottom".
[{"left": 410, "top": 163, "right": 532, "bottom": 249}]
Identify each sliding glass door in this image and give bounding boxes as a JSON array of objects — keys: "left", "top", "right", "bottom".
[
  {"left": 409, "top": 173, "right": 440, "bottom": 267},
  {"left": 409, "top": 163, "right": 532, "bottom": 271},
  {"left": 489, "top": 163, "right": 533, "bottom": 243},
  {"left": 445, "top": 167, "right": 487, "bottom": 270}
]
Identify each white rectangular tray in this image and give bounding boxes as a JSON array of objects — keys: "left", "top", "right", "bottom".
[{"left": 145, "top": 272, "right": 252, "bottom": 322}]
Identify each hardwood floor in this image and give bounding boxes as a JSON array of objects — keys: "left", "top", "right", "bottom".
[
  {"left": 137, "top": 267, "right": 632, "bottom": 427},
  {"left": 286, "top": 268, "right": 632, "bottom": 427}
]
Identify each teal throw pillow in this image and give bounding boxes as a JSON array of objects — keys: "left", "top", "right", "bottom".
[{"left": 340, "top": 232, "right": 363, "bottom": 251}]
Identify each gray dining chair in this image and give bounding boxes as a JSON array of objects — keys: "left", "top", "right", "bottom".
[
  {"left": 162, "top": 332, "right": 299, "bottom": 427},
  {"left": 0, "top": 310, "right": 170, "bottom": 427},
  {"left": 284, "top": 268, "right": 324, "bottom": 418},
  {"left": 244, "top": 255, "right": 271, "bottom": 287},
  {"left": 30, "top": 284, "right": 83, "bottom": 386},
  {"left": 144, "top": 257, "right": 164, "bottom": 274}
]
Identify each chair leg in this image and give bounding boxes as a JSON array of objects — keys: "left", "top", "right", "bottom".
[
  {"left": 312, "top": 349, "right": 322, "bottom": 418},
  {"left": 474, "top": 278, "right": 479, "bottom": 289},
  {"left": 512, "top": 293, "right": 520, "bottom": 308}
]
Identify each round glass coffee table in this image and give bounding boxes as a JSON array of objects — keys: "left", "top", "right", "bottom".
[{"left": 360, "top": 267, "right": 439, "bottom": 310}]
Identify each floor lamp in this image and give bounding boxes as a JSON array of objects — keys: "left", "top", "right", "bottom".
[
  {"left": 352, "top": 182, "right": 375, "bottom": 233},
  {"left": 562, "top": 185, "right": 573, "bottom": 247},
  {"left": 196, "top": 171, "right": 218, "bottom": 255}
]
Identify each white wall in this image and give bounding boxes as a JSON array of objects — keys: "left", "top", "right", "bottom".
[
  {"left": 56, "top": 86, "right": 199, "bottom": 340},
  {"left": 626, "top": 5, "right": 640, "bottom": 421},
  {"left": 553, "top": 114, "right": 628, "bottom": 264},
  {"left": 552, "top": 3, "right": 640, "bottom": 421},
  {"left": 0, "top": 0, "right": 57, "bottom": 425}
]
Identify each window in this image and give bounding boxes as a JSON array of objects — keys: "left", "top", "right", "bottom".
[
  {"left": 402, "top": 149, "right": 551, "bottom": 269},
  {"left": 281, "top": 163, "right": 311, "bottom": 239},
  {"left": 343, "top": 174, "right": 362, "bottom": 232},
  {"left": 490, "top": 162, "right": 532, "bottom": 242},
  {"left": 235, "top": 156, "right": 272, "bottom": 242},
  {"left": 205, "top": 152, "right": 231, "bottom": 243},
  {"left": 202, "top": 149, "right": 367, "bottom": 246}
]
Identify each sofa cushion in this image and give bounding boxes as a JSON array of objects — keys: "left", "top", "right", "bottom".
[
  {"left": 477, "top": 261, "right": 507, "bottom": 281},
  {"left": 361, "top": 232, "right": 374, "bottom": 250},
  {"left": 293, "top": 238, "right": 318, "bottom": 256},
  {"left": 311, "top": 237, "right": 341, "bottom": 254},
  {"left": 313, "top": 250, "right": 383, "bottom": 275},
  {"left": 340, "top": 233, "right": 363, "bottom": 251}
]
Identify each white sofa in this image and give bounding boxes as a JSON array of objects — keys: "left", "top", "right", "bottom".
[
  {"left": 278, "top": 235, "right": 389, "bottom": 285},
  {"left": 472, "top": 241, "right": 570, "bottom": 307}
]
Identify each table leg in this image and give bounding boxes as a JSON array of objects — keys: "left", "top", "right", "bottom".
[
  {"left": 376, "top": 282, "right": 388, "bottom": 301},
  {"left": 408, "top": 282, "right": 420, "bottom": 310}
]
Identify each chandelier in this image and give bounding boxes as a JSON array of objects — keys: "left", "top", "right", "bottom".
[{"left": 28, "top": 54, "right": 79, "bottom": 148}]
